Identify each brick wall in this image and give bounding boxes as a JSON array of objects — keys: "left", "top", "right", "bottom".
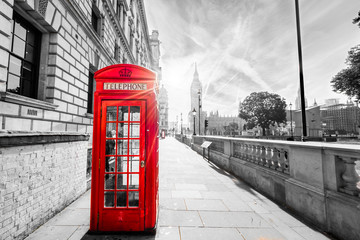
[{"left": 0, "top": 132, "right": 89, "bottom": 240}]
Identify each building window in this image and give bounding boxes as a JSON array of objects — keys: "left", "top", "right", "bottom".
[
  {"left": 114, "top": 43, "right": 119, "bottom": 61},
  {"left": 87, "top": 68, "right": 96, "bottom": 113},
  {"left": 91, "top": 3, "right": 101, "bottom": 35},
  {"left": 7, "top": 12, "right": 41, "bottom": 99}
]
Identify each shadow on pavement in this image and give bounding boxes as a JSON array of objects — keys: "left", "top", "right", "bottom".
[{"left": 81, "top": 231, "right": 156, "bottom": 240}]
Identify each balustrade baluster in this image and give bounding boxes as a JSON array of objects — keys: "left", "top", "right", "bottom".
[
  {"left": 254, "top": 145, "right": 260, "bottom": 164},
  {"left": 249, "top": 145, "right": 255, "bottom": 162},
  {"left": 270, "top": 147, "right": 279, "bottom": 170},
  {"left": 339, "top": 156, "right": 360, "bottom": 196},
  {"left": 265, "top": 146, "right": 272, "bottom": 167},
  {"left": 277, "top": 149, "right": 285, "bottom": 172},
  {"left": 245, "top": 144, "right": 250, "bottom": 161},
  {"left": 260, "top": 146, "right": 266, "bottom": 165}
]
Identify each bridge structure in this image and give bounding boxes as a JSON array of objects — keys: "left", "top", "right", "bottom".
[{"left": 24, "top": 136, "right": 360, "bottom": 240}]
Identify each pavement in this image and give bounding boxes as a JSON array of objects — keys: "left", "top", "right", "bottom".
[{"left": 25, "top": 137, "right": 334, "bottom": 240}]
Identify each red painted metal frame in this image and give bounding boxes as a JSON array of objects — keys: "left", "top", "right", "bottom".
[{"left": 90, "top": 64, "right": 159, "bottom": 232}]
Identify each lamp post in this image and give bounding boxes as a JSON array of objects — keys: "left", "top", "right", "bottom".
[
  {"left": 181, "top": 113, "right": 183, "bottom": 135},
  {"left": 295, "top": 0, "right": 307, "bottom": 139},
  {"left": 198, "top": 89, "right": 201, "bottom": 135},
  {"left": 289, "top": 103, "right": 293, "bottom": 138},
  {"left": 192, "top": 108, "right": 196, "bottom": 135}
]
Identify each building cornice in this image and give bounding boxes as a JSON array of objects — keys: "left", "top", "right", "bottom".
[
  {"left": 59, "top": 0, "right": 116, "bottom": 66},
  {"left": 102, "top": 0, "right": 135, "bottom": 63},
  {"left": 137, "top": 0, "right": 154, "bottom": 67}
]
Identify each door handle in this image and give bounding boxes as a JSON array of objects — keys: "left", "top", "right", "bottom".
[{"left": 141, "top": 161, "right": 145, "bottom": 168}]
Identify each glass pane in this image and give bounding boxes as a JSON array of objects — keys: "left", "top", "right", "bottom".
[
  {"left": 117, "top": 174, "right": 127, "bottom": 189},
  {"left": 129, "top": 157, "right": 139, "bottom": 172},
  {"left": 105, "top": 156, "right": 115, "bottom": 172},
  {"left": 118, "top": 106, "right": 128, "bottom": 121},
  {"left": 116, "top": 192, "right": 127, "bottom": 207},
  {"left": 130, "top": 106, "right": 140, "bottom": 121},
  {"left": 106, "top": 106, "right": 117, "bottom": 121},
  {"left": 129, "top": 140, "right": 139, "bottom": 155},
  {"left": 25, "top": 44, "right": 34, "bottom": 62},
  {"left": 117, "top": 157, "right": 127, "bottom": 172},
  {"left": 104, "top": 191, "right": 115, "bottom": 207},
  {"left": 27, "top": 30, "right": 35, "bottom": 46},
  {"left": 7, "top": 74, "right": 20, "bottom": 94},
  {"left": 22, "top": 63, "right": 32, "bottom": 81},
  {"left": 106, "top": 123, "right": 116, "bottom": 138},
  {"left": 128, "top": 192, "right": 139, "bottom": 207},
  {"left": 105, "top": 174, "right": 115, "bottom": 189},
  {"left": 105, "top": 140, "right": 116, "bottom": 155},
  {"left": 118, "top": 123, "right": 128, "bottom": 138},
  {"left": 14, "top": 21, "right": 26, "bottom": 40},
  {"left": 117, "top": 140, "right": 128, "bottom": 155},
  {"left": 8, "top": 55, "right": 21, "bottom": 76},
  {"left": 13, "top": 36, "right": 25, "bottom": 58},
  {"left": 22, "top": 78, "right": 32, "bottom": 98},
  {"left": 129, "top": 123, "right": 140, "bottom": 138},
  {"left": 129, "top": 174, "right": 139, "bottom": 189}
]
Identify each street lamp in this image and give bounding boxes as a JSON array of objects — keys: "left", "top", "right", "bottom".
[
  {"left": 192, "top": 108, "right": 197, "bottom": 135},
  {"left": 294, "top": 0, "right": 307, "bottom": 139},
  {"left": 180, "top": 113, "right": 183, "bottom": 135},
  {"left": 289, "top": 103, "right": 293, "bottom": 138},
  {"left": 198, "top": 89, "right": 201, "bottom": 135}
]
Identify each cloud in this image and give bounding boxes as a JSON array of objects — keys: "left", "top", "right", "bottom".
[{"left": 146, "top": 0, "right": 360, "bottom": 122}]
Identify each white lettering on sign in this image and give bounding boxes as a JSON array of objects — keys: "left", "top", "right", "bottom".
[{"left": 103, "top": 83, "right": 147, "bottom": 90}]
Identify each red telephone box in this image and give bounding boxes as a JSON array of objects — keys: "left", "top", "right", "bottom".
[{"left": 90, "top": 64, "right": 159, "bottom": 232}]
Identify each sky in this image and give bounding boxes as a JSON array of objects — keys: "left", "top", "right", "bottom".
[{"left": 145, "top": 0, "right": 360, "bottom": 123}]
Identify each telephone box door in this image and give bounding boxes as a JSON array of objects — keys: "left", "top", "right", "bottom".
[{"left": 98, "top": 100, "right": 146, "bottom": 231}]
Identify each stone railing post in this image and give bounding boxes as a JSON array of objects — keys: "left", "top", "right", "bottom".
[{"left": 339, "top": 156, "right": 360, "bottom": 196}]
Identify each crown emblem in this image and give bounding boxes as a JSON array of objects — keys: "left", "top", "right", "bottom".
[{"left": 119, "top": 68, "right": 132, "bottom": 78}]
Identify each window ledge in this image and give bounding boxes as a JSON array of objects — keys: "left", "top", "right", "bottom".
[
  {"left": 0, "top": 92, "right": 58, "bottom": 110},
  {"left": 85, "top": 113, "right": 94, "bottom": 118}
]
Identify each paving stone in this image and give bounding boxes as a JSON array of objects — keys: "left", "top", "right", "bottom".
[
  {"left": 185, "top": 199, "right": 228, "bottom": 211},
  {"left": 180, "top": 227, "right": 242, "bottom": 240},
  {"left": 292, "top": 226, "right": 330, "bottom": 240},
  {"left": 159, "top": 210, "right": 203, "bottom": 227},
  {"left": 160, "top": 198, "right": 187, "bottom": 210},
  {"left": 171, "top": 190, "right": 202, "bottom": 199},
  {"left": 237, "top": 227, "right": 287, "bottom": 240},
  {"left": 199, "top": 211, "right": 271, "bottom": 228},
  {"left": 175, "top": 183, "right": 207, "bottom": 191},
  {"left": 25, "top": 226, "right": 78, "bottom": 240}
]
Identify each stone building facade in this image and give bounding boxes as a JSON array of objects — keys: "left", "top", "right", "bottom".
[
  {"left": 0, "top": 0, "right": 159, "bottom": 238},
  {"left": 207, "top": 111, "right": 244, "bottom": 136},
  {"left": 0, "top": 0, "right": 157, "bottom": 135}
]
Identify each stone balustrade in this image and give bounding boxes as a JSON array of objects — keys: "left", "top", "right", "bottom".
[{"left": 183, "top": 135, "right": 360, "bottom": 240}]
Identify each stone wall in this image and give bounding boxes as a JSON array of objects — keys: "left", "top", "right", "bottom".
[
  {"left": 178, "top": 135, "right": 360, "bottom": 240},
  {"left": 0, "top": 132, "right": 89, "bottom": 240}
]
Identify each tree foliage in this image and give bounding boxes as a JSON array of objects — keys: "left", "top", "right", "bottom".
[
  {"left": 331, "top": 45, "right": 360, "bottom": 99},
  {"left": 353, "top": 10, "right": 360, "bottom": 28},
  {"left": 238, "top": 92, "right": 287, "bottom": 136},
  {"left": 331, "top": 11, "right": 360, "bottom": 99}
]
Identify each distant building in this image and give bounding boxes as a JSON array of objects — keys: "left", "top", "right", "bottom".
[
  {"left": 295, "top": 87, "right": 308, "bottom": 110},
  {"left": 188, "top": 63, "right": 206, "bottom": 135},
  {"left": 207, "top": 111, "right": 244, "bottom": 136},
  {"left": 293, "top": 106, "right": 321, "bottom": 137},
  {"left": 159, "top": 85, "right": 168, "bottom": 134},
  {"left": 320, "top": 100, "right": 359, "bottom": 135}
]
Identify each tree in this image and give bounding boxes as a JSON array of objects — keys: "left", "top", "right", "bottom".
[
  {"left": 331, "top": 45, "right": 360, "bottom": 99},
  {"left": 353, "top": 10, "right": 360, "bottom": 28},
  {"left": 239, "top": 92, "right": 287, "bottom": 136},
  {"left": 331, "top": 11, "right": 360, "bottom": 99}
]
